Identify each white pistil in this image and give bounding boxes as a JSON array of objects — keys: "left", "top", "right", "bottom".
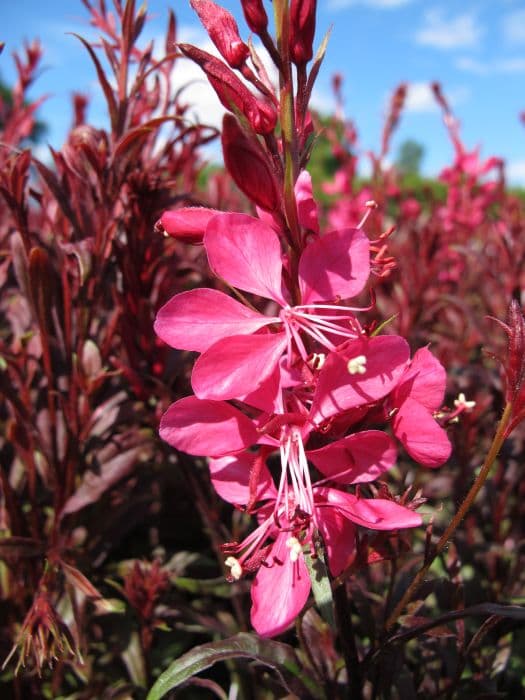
[
  {"left": 286, "top": 537, "right": 303, "bottom": 562},
  {"left": 225, "top": 556, "right": 242, "bottom": 580},
  {"left": 357, "top": 200, "right": 378, "bottom": 229},
  {"left": 347, "top": 354, "right": 367, "bottom": 375}
]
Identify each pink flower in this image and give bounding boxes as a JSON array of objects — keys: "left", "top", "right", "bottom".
[
  {"left": 155, "top": 212, "right": 370, "bottom": 404},
  {"left": 208, "top": 432, "right": 421, "bottom": 637}
]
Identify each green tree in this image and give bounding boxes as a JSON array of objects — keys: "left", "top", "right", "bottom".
[{"left": 396, "top": 138, "right": 424, "bottom": 176}]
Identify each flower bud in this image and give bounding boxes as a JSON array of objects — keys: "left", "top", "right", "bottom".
[
  {"left": 190, "top": 0, "right": 249, "bottom": 69},
  {"left": 491, "top": 300, "right": 525, "bottom": 437},
  {"left": 222, "top": 114, "right": 280, "bottom": 212},
  {"left": 290, "top": 0, "right": 317, "bottom": 65},
  {"left": 156, "top": 207, "right": 220, "bottom": 244},
  {"left": 179, "top": 44, "right": 277, "bottom": 134},
  {"left": 504, "top": 300, "right": 525, "bottom": 407},
  {"left": 241, "top": 0, "right": 268, "bottom": 34}
]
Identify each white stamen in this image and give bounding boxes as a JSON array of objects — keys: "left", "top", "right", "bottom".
[
  {"left": 347, "top": 354, "right": 367, "bottom": 375},
  {"left": 225, "top": 556, "right": 242, "bottom": 580},
  {"left": 286, "top": 537, "right": 303, "bottom": 562}
]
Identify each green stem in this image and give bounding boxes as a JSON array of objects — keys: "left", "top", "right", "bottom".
[
  {"left": 384, "top": 401, "right": 513, "bottom": 632},
  {"left": 273, "top": 0, "right": 301, "bottom": 257}
]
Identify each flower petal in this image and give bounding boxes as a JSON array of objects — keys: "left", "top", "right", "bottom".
[
  {"left": 159, "top": 396, "right": 257, "bottom": 456},
  {"left": 311, "top": 335, "right": 410, "bottom": 424},
  {"left": 192, "top": 333, "right": 287, "bottom": 401},
  {"left": 250, "top": 532, "right": 311, "bottom": 637},
  {"left": 317, "top": 508, "right": 356, "bottom": 577},
  {"left": 208, "top": 452, "right": 277, "bottom": 504},
  {"left": 299, "top": 228, "right": 369, "bottom": 304},
  {"left": 392, "top": 397, "right": 452, "bottom": 468},
  {"left": 239, "top": 363, "right": 283, "bottom": 413},
  {"left": 394, "top": 346, "right": 447, "bottom": 411},
  {"left": 307, "top": 430, "right": 397, "bottom": 483},
  {"left": 154, "top": 288, "right": 273, "bottom": 352},
  {"left": 205, "top": 213, "right": 286, "bottom": 304},
  {"left": 315, "top": 487, "right": 422, "bottom": 530},
  {"left": 295, "top": 170, "right": 319, "bottom": 234}
]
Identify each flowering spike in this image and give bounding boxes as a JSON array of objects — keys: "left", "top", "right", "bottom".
[{"left": 190, "top": 0, "right": 250, "bottom": 69}]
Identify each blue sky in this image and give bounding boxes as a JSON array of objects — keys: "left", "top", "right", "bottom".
[{"left": 1, "top": 0, "right": 525, "bottom": 183}]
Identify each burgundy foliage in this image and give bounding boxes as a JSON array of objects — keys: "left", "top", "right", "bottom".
[{"left": 0, "top": 1, "right": 524, "bottom": 698}]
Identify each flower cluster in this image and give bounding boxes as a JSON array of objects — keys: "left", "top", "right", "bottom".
[{"left": 155, "top": 0, "right": 451, "bottom": 637}]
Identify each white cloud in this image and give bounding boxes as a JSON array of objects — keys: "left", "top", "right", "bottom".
[
  {"left": 403, "top": 82, "right": 469, "bottom": 114},
  {"left": 329, "top": 0, "right": 412, "bottom": 8},
  {"left": 456, "top": 56, "right": 525, "bottom": 74},
  {"left": 507, "top": 159, "right": 525, "bottom": 185},
  {"left": 404, "top": 83, "right": 437, "bottom": 113},
  {"left": 502, "top": 10, "right": 525, "bottom": 44},
  {"left": 455, "top": 57, "right": 488, "bottom": 75},
  {"left": 309, "top": 87, "right": 336, "bottom": 116},
  {"left": 415, "top": 9, "right": 483, "bottom": 50}
]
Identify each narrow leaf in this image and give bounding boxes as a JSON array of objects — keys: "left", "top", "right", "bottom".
[
  {"left": 69, "top": 33, "right": 119, "bottom": 133},
  {"left": 146, "top": 633, "right": 324, "bottom": 700}
]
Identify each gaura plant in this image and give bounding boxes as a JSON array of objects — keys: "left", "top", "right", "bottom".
[{"left": 155, "top": 0, "right": 452, "bottom": 652}]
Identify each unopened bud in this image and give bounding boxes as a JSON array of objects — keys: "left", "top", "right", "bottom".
[
  {"left": 290, "top": 0, "right": 317, "bottom": 65},
  {"left": 241, "top": 0, "right": 268, "bottom": 34},
  {"left": 156, "top": 207, "right": 219, "bottom": 244},
  {"left": 179, "top": 44, "right": 277, "bottom": 134},
  {"left": 222, "top": 114, "right": 280, "bottom": 211},
  {"left": 190, "top": 0, "right": 249, "bottom": 68},
  {"left": 491, "top": 300, "right": 525, "bottom": 437}
]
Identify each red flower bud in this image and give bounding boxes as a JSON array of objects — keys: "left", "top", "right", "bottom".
[
  {"left": 179, "top": 44, "right": 277, "bottom": 134},
  {"left": 241, "top": 0, "right": 268, "bottom": 34},
  {"left": 492, "top": 300, "right": 525, "bottom": 436},
  {"left": 222, "top": 113, "right": 280, "bottom": 212},
  {"left": 190, "top": 0, "right": 249, "bottom": 69},
  {"left": 156, "top": 207, "right": 219, "bottom": 244},
  {"left": 290, "top": 0, "right": 317, "bottom": 65},
  {"left": 504, "top": 300, "right": 525, "bottom": 402}
]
